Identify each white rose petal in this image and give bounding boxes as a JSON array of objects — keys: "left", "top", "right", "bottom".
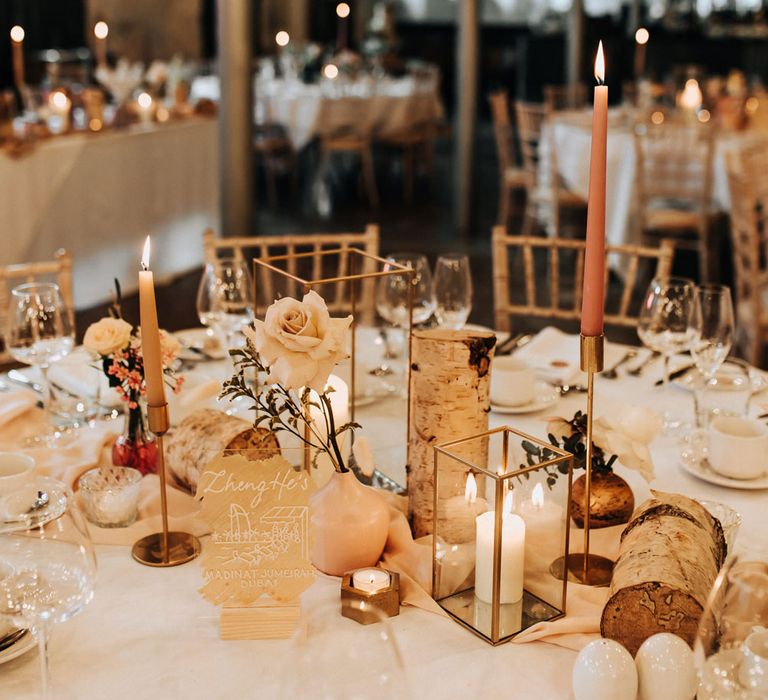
[{"left": 83, "top": 317, "right": 133, "bottom": 357}]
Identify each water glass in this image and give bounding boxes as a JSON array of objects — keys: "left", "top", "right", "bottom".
[
  {"left": 0, "top": 477, "right": 96, "bottom": 698},
  {"left": 196, "top": 258, "right": 254, "bottom": 352},
  {"left": 5, "top": 283, "right": 75, "bottom": 436},
  {"left": 433, "top": 254, "right": 473, "bottom": 330},
  {"left": 689, "top": 284, "right": 735, "bottom": 427},
  {"left": 637, "top": 277, "right": 696, "bottom": 429}
]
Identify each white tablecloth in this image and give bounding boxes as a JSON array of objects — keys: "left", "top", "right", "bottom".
[
  {"left": 539, "top": 110, "right": 768, "bottom": 247},
  {"left": 0, "top": 119, "right": 218, "bottom": 309},
  {"left": 3, "top": 331, "right": 768, "bottom": 698}
]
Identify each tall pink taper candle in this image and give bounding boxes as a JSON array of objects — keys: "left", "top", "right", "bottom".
[
  {"left": 581, "top": 41, "right": 608, "bottom": 337},
  {"left": 139, "top": 236, "right": 167, "bottom": 407}
]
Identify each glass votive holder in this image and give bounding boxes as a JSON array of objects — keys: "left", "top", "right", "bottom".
[
  {"left": 696, "top": 499, "right": 742, "bottom": 553},
  {"left": 79, "top": 466, "right": 142, "bottom": 528}
]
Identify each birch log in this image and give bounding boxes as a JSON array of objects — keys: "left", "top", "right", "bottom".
[
  {"left": 601, "top": 491, "right": 727, "bottom": 655},
  {"left": 407, "top": 330, "right": 496, "bottom": 538},
  {"left": 166, "top": 409, "right": 280, "bottom": 493}
]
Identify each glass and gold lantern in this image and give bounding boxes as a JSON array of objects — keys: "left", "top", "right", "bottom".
[{"left": 432, "top": 426, "right": 573, "bottom": 645}]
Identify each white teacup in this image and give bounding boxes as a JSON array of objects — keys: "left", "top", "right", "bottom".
[
  {"left": 739, "top": 626, "right": 768, "bottom": 691},
  {"left": 0, "top": 453, "right": 35, "bottom": 495},
  {"left": 491, "top": 357, "right": 536, "bottom": 407},
  {"left": 708, "top": 416, "right": 768, "bottom": 480}
]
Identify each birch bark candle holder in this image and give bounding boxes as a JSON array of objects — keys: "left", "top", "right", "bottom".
[{"left": 432, "top": 427, "right": 573, "bottom": 645}]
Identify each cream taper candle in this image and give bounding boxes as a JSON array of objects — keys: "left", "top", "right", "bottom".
[
  {"left": 139, "top": 236, "right": 166, "bottom": 407},
  {"left": 10, "top": 26, "right": 25, "bottom": 92},
  {"left": 580, "top": 41, "right": 608, "bottom": 337}
]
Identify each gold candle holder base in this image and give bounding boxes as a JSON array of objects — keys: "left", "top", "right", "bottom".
[
  {"left": 340, "top": 571, "right": 400, "bottom": 625},
  {"left": 550, "top": 553, "right": 614, "bottom": 587},
  {"left": 132, "top": 531, "right": 201, "bottom": 567},
  {"left": 132, "top": 402, "right": 201, "bottom": 568}
]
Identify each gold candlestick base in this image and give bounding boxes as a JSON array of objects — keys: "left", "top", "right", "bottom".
[
  {"left": 550, "top": 553, "right": 614, "bottom": 587},
  {"left": 132, "top": 402, "right": 201, "bottom": 568},
  {"left": 132, "top": 531, "right": 201, "bottom": 567}
]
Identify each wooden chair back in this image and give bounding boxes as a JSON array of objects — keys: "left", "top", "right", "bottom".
[
  {"left": 0, "top": 249, "right": 74, "bottom": 364},
  {"left": 634, "top": 122, "right": 715, "bottom": 221},
  {"left": 203, "top": 226, "right": 380, "bottom": 325},
  {"left": 543, "top": 83, "right": 587, "bottom": 113},
  {"left": 725, "top": 142, "right": 768, "bottom": 363},
  {"left": 489, "top": 90, "right": 515, "bottom": 176},
  {"left": 491, "top": 226, "right": 676, "bottom": 332},
  {"left": 514, "top": 101, "right": 547, "bottom": 189}
]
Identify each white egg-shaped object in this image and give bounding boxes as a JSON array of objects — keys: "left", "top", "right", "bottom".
[
  {"left": 572, "top": 638, "right": 638, "bottom": 700},
  {"left": 635, "top": 633, "right": 697, "bottom": 700}
]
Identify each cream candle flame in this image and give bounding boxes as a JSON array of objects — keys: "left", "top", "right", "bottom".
[
  {"left": 679, "top": 79, "right": 702, "bottom": 110},
  {"left": 142, "top": 236, "right": 151, "bottom": 271},
  {"left": 595, "top": 41, "right": 605, "bottom": 85},
  {"left": 635, "top": 27, "right": 649, "bottom": 45},
  {"left": 10, "top": 25, "right": 24, "bottom": 43},
  {"left": 51, "top": 90, "right": 69, "bottom": 109},
  {"left": 531, "top": 483, "right": 544, "bottom": 509},
  {"left": 465, "top": 473, "right": 477, "bottom": 504},
  {"left": 94, "top": 21, "right": 108, "bottom": 39}
]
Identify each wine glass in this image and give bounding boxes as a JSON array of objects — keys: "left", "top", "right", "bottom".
[
  {"left": 0, "top": 477, "right": 97, "bottom": 697},
  {"left": 689, "top": 284, "right": 735, "bottom": 427},
  {"left": 695, "top": 554, "right": 768, "bottom": 699},
  {"left": 637, "top": 277, "right": 697, "bottom": 429},
  {"left": 433, "top": 254, "right": 473, "bottom": 330},
  {"left": 376, "top": 253, "right": 435, "bottom": 328},
  {"left": 196, "top": 258, "right": 254, "bottom": 352},
  {"left": 5, "top": 283, "right": 75, "bottom": 441}
]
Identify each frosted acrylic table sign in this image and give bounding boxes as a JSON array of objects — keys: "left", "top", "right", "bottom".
[{"left": 195, "top": 452, "right": 314, "bottom": 640}]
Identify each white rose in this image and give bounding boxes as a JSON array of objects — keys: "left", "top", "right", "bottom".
[
  {"left": 83, "top": 318, "right": 133, "bottom": 357},
  {"left": 245, "top": 290, "right": 352, "bottom": 391},
  {"left": 593, "top": 406, "right": 662, "bottom": 483}
]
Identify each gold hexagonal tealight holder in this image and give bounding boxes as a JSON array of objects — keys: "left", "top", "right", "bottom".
[{"left": 340, "top": 570, "right": 400, "bottom": 625}]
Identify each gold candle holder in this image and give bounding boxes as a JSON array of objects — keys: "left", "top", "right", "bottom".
[
  {"left": 551, "top": 334, "right": 614, "bottom": 587},
  {"left": 131, "top": 403, "right": 201, "bottom": 567}
]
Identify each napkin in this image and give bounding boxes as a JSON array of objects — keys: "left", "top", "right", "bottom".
[
  {"left": 0, "top": 388, "right": 38, "bottom": 428},
  {"left": 513, "top": 327, "right": 646, "bottom": 385}
]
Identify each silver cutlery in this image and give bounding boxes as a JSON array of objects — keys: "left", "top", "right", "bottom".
[
  {"left": 555, "top": 383, "right": 588, "bottom": 395},
  {"left": 627, "top": 351, "right": 661, "bottom": 376},
  {"left": 496, "top": 333, "right": 534, "bottom": 356},
  {"left": 0, "top": 628, "right": 27, "bottom": 653},
  {"left": 7, "top": 369, "right": 44, "bottom": 394},
  {"left": 603, "top": 349, "right": 638, "bottom": 380}
]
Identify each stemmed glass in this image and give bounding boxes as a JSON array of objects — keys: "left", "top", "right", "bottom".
[
  {"left": 695, "top": 554, "right": 768, "bottom": 699},
  {"left": 433, "top": 254, "right": 473, "bottom": 330},
  {"left": 196, "top": 258, "right": 254, "bottom": 352},
  {"left": 5, "top": 283, "right": 75, "bottom": 441},
  {"left": 637, "top": 277, "right": 697, "bottom": 429},
  {"left": 688, "top": 284, "right": 735, "bottom": 427},
  {"left": 0, "top": 478, "right": 97, "bottom": 697}
]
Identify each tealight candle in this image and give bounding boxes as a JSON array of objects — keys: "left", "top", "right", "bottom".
[
  {"left": 474, "top": 493, "right": 525, "bottom": 604},
  {"left": 352, "top": 567, "right": 390, "bottom": 594}
]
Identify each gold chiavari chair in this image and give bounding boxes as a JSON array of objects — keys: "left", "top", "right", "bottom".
[
  {"left": 491, "top": 225, "right": 676, "bottom": 333},
  {"left": 543, "top": 83, "right": 588, "bottom": 113},
  {"left": 0, "top": 249, "right": 74, "bottom": 365},
  {"left": 202, "top": 225, "right": 380, "bottom": 325},
  {"left": 633, "top": 121, "right": 715, "bottom": 282},
  {"left": 488, "top": 90, "right": 529, "bottom": 227},
  {"left": 726, "top": 142, "right": 768, "bottom": 365},
  {"left": 515, "top": 101, "right": 587, "bottom": 236}
]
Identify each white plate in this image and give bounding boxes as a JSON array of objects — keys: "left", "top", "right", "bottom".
[
  {"left": 174, "top": 328, "right": 228, "bottom": 361},
  {"left": 0, "top": 629, "right": 35, "bottom": 665},
  {"left": 491, "top": 381, "right": 559, "bottom": 415},
  {"left": 679, "top": 447, "right": 768, "bottom": 490}
]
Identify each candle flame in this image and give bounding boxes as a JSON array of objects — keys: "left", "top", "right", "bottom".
[
  {"left": 50, "top": 91, "right": 69, "bottom": 109},
  {"left": 464, "top": 473, "right": 477, "bottom": 504},
  {"left": 10, "top": 25, "right": 24, "bottom": 43},
  {"left": 635, "top": 27, "right": 649, "bottom": 45},
  {"left": 141, "top": 236, "right": 151, "bottom": 271},
  {"left": 679, "top": 78, "right": 702, "bottom": 111},
  {"left": 532, "top": 483, "right": 544, "bottom": 508},
  {"left": 594, "top": 41, "right": 605, "bottom": 85},
  {"left": 94, "top": 21, "right": 109, "bottom": 40}
]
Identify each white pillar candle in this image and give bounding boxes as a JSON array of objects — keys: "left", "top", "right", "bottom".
[
  {"left": 473, "top": 596, "right": 523, "bottom": 638},
  {"left": 474, "top": 497, "right": 525, "bottom": 605},
  {"left": 518, "top": 483, "right": 563, "bottom": 569},
  {"left": 352, "top": 567, "right": 390, "bottom": 594}
]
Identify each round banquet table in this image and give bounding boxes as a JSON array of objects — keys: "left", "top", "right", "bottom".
[
  {"left": 538, "top": 109, "right": 768, "bottom": 249},
  {"left": 2, "top": 329, "right": 767, "bottom": 699}
]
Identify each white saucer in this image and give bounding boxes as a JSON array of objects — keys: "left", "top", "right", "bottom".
[
  {"left": 679, "top": 448, "right": 768, "bottom": 490},
  {"left": 491, "top": 381, "right": 559, "bottom": 415},
  {"left": 0, "top": 629, "right": 35, "bottom": 665}
]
